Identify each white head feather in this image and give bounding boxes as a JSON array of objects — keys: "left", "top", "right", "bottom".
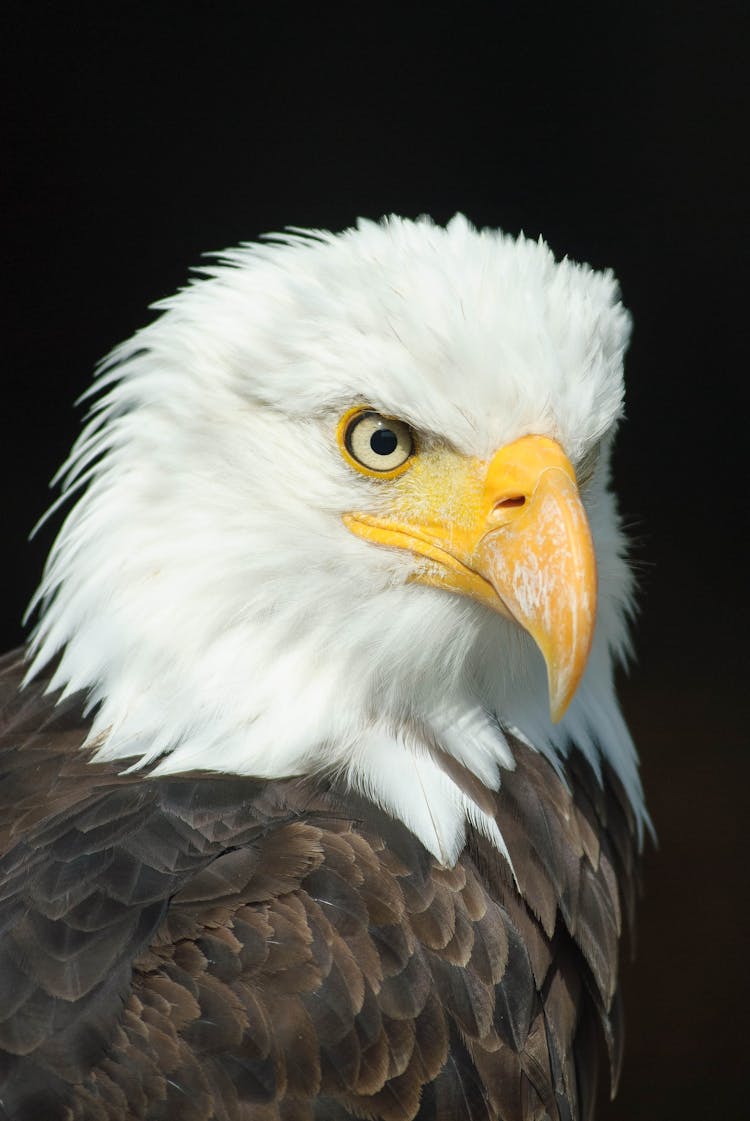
[{"left": 27, "top": 214, "right": 644, "bottom": 865}]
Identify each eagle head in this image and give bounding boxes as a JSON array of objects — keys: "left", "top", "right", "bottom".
[{"left": 28, "top": 215, "right": 643, "bottom": 864}]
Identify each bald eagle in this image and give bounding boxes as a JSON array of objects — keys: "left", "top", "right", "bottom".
[{"left": 0, "top": 216, "right": 646, "bottom": 1121}]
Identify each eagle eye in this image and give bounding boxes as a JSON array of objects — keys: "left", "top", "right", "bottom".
[{"left": 338, "top": 409, "right": 415, "bottom": 477}]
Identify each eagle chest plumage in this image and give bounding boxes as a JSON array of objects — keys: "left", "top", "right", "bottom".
[
  {"left": 0, "top": 653, "right": 638, "bottom": 1121},
  {"left": 1, "top": 216, "right": 647, "bottom": 1119}
]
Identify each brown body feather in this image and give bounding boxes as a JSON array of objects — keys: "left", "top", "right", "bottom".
[{"left": 0, "top": 651, "right": 638, "bottom": 1121}]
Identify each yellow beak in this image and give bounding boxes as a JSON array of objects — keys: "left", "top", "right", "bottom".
[{"left": 344, "top": 435, "right": 597, "bottom": 721}]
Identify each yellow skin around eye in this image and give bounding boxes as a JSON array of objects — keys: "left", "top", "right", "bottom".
[
  {"left": 389, "top": 447, "right": 486, "bottom": 545},
  {"left": 338, "top": 409, "right": 597, "bottom": 721}
]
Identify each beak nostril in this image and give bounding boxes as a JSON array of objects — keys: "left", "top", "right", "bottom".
[{"left": 495, "top": 496, "right": 526, "bottom": 509}]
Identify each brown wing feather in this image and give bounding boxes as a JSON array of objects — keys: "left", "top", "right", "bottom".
[{"left": 0, "top": 650, "right": 640, "bottom": 1121}]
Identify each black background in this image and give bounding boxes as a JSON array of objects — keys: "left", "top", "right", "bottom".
[{"left": 1, "top": 3, "right": 747, "bottom": 1117}]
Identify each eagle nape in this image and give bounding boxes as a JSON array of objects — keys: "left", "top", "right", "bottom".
[{"left": 0, "top": 214, "right": 646, "bottom": 1121}]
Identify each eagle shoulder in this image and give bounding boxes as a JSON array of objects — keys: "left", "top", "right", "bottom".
[{"left": 0, "top": 652, "right": 639, "bottom": 1121}]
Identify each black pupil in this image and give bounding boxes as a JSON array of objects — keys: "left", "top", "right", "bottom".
[{"left": 370, "top": 427, "right": 398, "bottom": 456}]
